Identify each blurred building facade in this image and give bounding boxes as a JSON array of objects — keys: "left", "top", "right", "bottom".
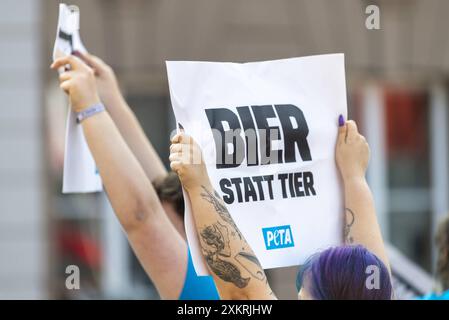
[
  {"left": 0, "top": 0, "right": 46, "bottom": 299},
  {"left": 0, "top": 0, "right": 448, "bottom": 298}
]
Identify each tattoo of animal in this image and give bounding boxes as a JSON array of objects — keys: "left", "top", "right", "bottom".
[
  {"left": 201, "top": 222, "right": 231, "bottom": 257},
  {"left": 204, "top": 253, "right": 250, "bottom": 288},
  {"left": 200, "top": 223, "right": 250, "bottom": 288}
]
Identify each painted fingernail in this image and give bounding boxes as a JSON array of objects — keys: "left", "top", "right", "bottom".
[{"left": 338, "top": 114, "right": 345, "bottom": 127}]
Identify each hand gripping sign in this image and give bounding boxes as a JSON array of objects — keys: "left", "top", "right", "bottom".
[
  {"left": 53, "top": 4, "right": 102, "bottom": 193},
  {"left": 167, "top": 54, "right": 347, "bottom": 275}
]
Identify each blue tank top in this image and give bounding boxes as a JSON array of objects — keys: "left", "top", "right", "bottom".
[{"left": 178, "top": 248, "right": 220, "bottom": 300}]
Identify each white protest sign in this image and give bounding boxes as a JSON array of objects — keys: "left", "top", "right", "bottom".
[
  {"left": 167, "top": 54, "right": 347, "bottom": 275},
  {"left": 53, "top": 4, "right": 102, "bottom": 193}
]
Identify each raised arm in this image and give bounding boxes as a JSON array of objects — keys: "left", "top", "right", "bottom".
[
  {"left": 73, "top": 51, "right": 167, "bottom": 182},
  {"left": 51, "top": 55, "right": 186, "bottom": 299},
  {"left": 169, "top": 133, "right": 275, "bottom": 300},
  {"left": 336, "top": 118, "right": 391, "bottom": 272}
]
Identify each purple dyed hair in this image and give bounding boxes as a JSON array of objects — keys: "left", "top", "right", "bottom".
[{"left": 296, "top": 245, "right": 392, "bottom": 300}]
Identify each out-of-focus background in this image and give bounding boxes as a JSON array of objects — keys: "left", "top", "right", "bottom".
[{"left": 0, "top": 0, "right": 448, "bottom": 299}]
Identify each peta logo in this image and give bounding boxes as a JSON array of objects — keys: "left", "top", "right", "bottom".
[{"left": 262, "top": 225, "right": 295, "bottom": 250}]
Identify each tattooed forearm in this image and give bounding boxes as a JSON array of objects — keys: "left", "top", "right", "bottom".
[
  {"left": 199, "top": 185, "right": 267, "bottom": 289},
  {"left": 200, "top": 222, "right": 250, "bottom": 288},
  {"left": 344, "top": 207, "right": 355, "bottom": 244},
  {"left": 200, "top": 186, "right": 243, "bottom": 239}
]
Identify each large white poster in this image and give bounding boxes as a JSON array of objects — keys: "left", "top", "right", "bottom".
[
  {"left": 53, "top": 3, "right": 102, "bottom": 193},
  {"left": 167, "top": 54, "right": 347, "bottom": 275}
]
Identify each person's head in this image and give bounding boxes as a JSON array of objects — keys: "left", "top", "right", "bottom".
[
  {"left": 436, "top": 215, "right": 449, "bottom": 291},
  {"left": 153, "top": 172, "right": 185, "bottom": 237},
  {"left": 296, "top": 245, "right": 392, "bottom": 300}
]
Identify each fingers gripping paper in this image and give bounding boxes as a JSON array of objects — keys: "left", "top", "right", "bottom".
[
  {"left": 53, "top": 4, "right": 102, "bottom": 193},
  {"left": 167, "top": 54, "right": 347, "bottom": 275}
]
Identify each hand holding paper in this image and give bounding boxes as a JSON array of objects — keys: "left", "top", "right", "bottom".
[
  {"left": 170, "top": 133, "right": 274, "bottom": 299},
  {"left": 53, "top": 3, "right": 102, "bottom": 193},
  {"left": 169, "top": 133, "right": 211, "bottom": 193},
  {"left": 336, "top": 120, "right": 370, "bottom": 181}
]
